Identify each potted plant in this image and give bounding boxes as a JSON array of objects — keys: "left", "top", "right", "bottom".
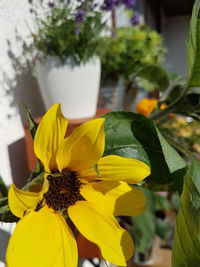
[
  {"left": 27, "top": 0, "right": 138, "bottom": 119},
  {"left": 100, "top": 25, "right": 166, "bottom": 110},
  {"left": 26, "top": 0, "right": 106, "bottom": 119}
]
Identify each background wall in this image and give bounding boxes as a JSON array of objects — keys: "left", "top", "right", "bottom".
[
  {"left": 0, "top": 0, "right": 45, "bottom": 187},
  {"left": 162, "top": 15, "right": 190, "bottom": 76}
]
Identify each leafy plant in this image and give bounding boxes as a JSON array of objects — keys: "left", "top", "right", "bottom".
[
  {"left": 101, "top": 26, "right": 165, "bottom": 83},
  {"left": 27, "top": 0, "right": 138, "bottom": 64},
  {"left": 28, "top": 0, "right": 105, "bottom": 63},
  {"left": 1, "top": 1, "right": 200, "bottom": 266}
]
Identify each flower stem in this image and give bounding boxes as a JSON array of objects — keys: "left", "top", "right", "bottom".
[{"left": 150, "top": 84, "right": 190, "bottom": 120}]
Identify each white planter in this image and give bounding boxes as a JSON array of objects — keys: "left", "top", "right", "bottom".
[{"left": 35, "top": 56, "right": 101, "bottom": 119}]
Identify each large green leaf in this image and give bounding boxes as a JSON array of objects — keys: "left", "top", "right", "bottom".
[
  {"left": 187, "top": 0, "right": 200, "bottom": 87},
  {"left": 103, "top": 112, "right": 187, "bottom": 192},
  {"left": 103, "top": 112, "right": 149, "bottom": 165},
  {"left": 131, "top": 114, "right": 187, "bottom": 192},
  {"left": 172, "top": 159, "right": 200, "bottom": 267}
]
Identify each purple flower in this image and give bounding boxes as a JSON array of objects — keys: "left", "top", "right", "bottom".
[
  {"left": 48, "top": 2, "right": 55, "bottom": 8},
  {"left": 130, "top": 13, "right": 140, "bottom": 25},
  {"left": 117, "top": 0, "right": 136, "bottom": 8},
  {"left": 125, "top": 0, "right": 136, "bottom": 8},
  {"left": 92, "top": 3, "right": 98, "bottom": 10},
  {"left": 75, "top": 9, "right": 85, "bottom": 23},
  {"left": 101, "top": 0, "right": 115, "bottom": 11}
]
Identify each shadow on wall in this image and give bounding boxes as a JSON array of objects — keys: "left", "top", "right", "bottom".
[
  {"left": 8, "top": 138, "right": 29, "bottom": 188},
  {"left": 0, "top": 40, "right": 45, "bottom": 186},
  {"left": 3, "top": 40, "right": 46, "bottom": 123}
]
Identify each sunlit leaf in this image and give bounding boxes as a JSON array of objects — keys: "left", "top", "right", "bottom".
[
  {"left": 103, "top": 112, "right": 149, "bottom": 165},
  {"left": 172, "top": 159, "right": 200, "bottom": 266},
  {"left": 131, "top": 114, "right": 187, "bottom": 192},
  {"left": 187, "top": 0, "right": 200, "bottom": 87},
  {"left": 22, "top": 103, "right": 38, "bottom": 139}
]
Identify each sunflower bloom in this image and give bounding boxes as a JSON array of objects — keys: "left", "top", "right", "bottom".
[{"left": 6, "top": 104, "right": 150, "bottom": 267}]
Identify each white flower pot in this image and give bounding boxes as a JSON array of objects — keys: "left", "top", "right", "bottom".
[{"left": 35, "top": 56, "right": 101, "bottom": 119}]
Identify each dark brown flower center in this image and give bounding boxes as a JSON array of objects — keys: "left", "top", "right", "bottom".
[{"left": 44, "top": 169, "right": 82, "bottom": 211}]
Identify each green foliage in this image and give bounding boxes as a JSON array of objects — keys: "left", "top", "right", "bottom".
[
  {"left": 187, "top": 0, "right": 200, "bottom": 87},
  {"left": 103, "top": 112, "right": 187, "bottom": 192},
  {"left": 101, "top": 26, "right": 165, "bottom": 82},
  {"left": 172, "top": 159, "right": 200, "bottom": 267},
  {"left": 22, "top": 103, "right": 43, "bottom": 181},
  {"left": 130, "top": 114, "right": 187, "bottom": 192},
  {"left": 136, "top": 64, "right": 170, "bottom": 92},
  {"left": 0, "top": 198, "right": 19, "bottom": 223},
  {"left": 131, "top": 188, "right": 172, "bottom": 254},
  {"left": 103, "top": 111, "right": 149, "bottom": 165},
  {"left": 0, "top": 176, "right": 8, "bottom": 197},
  {"left": 28, "top": 1, "right": 106, "bottom": 63},
  {"left": 22, "top": 103, "right": 38, "bottom": 139}
]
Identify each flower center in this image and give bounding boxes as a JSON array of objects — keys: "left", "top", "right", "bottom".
[{"left": 44, "top": 169, "right": 82, "bottom": 211}]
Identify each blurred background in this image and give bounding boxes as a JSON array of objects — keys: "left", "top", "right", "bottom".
[{"left": 0, "top": 0, "right": 197, "bottom": 266}]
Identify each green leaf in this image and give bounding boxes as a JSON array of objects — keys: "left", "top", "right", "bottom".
[
  {"left": 29, "top": 160, "right": 44, "bottom": 182},
  {"left": 131, "top": 189, "right": 156, "bottom": 253},
  {"left": 0, "top": 175, "right": 8, "bottom": 197},
  {"left": 131, "top": 188, "right": 171, "bottom": 253},
  {"left": 172, "top": 159, "right": 200, "bottom": 266},
  {"left": 136, "top": 64, "right": 170, "bottom": 92},
  {"left": 0, "top": 198, "right": 19, "bottom": 223},
  {"left": 172, "top": 87, "right": 200, "bottom": 117},
  {"left": 187, "top": 0, "right": 200, "bottom": 87},
  {"left": 131, "top": 114, "right": 187, "bottom": 192},
  {"left": 22, "top": 103, "right": 38, "bottom": 139},
  {"left": 22, "top": 103, "right": 44, "bottom": 180},
  {"left": 103, "top": 112, "right": 149, "bottom": 165}
]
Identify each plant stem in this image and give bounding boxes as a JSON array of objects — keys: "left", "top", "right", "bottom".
[{"left": 150, "top": 85, "right": 190, "bottom": 120}]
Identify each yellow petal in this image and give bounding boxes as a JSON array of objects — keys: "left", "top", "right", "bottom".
[
  {"left": 80, "top": 155, "right": 150, "bottom": 184},
  {"left": 8, "top": 184, "right": 44, "bottom": 219},
  {"left": 81, "top": 181, "right": 146, "bottom": 217},
  {"left": 6, "top": 205, "right": 77, "bottom": 267},
  {"left": 34, "top": 103, "right": 68, "bottom": 172},
  {"left": 68, "top": 201, "right": 134, "bottom": 266},
  {"left": 56, "top": 118, "right": 105, "bottom": 172}
]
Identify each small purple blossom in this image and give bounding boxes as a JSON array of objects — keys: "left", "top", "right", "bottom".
[
  {"left": 117, "top": 0, "right": 136, "bottom": 8},
  {"left": 101, "top": 0, "right": 115, "bottom": 11},
  {"left": 75, "top": 9, "right": 85, "bottom": 23},
  {"left": 91, "top": 3, "right": 98, "bottom": 10},
  {"left": 130, "top": 13, "right": 140, "bottom": 25},
  {"left": 125, "top": 0, "right": 136, "bottom": 8},
  {"left": 48, "top": 2, "right": 55, "bottom": 8}
]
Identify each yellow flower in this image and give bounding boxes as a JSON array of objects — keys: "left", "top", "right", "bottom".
[
  {"left": 6, "top": 104, "right": 150, "bottom": 267},
  {"left": 136, "top": 98, "right": 166, "bottom": 116}
]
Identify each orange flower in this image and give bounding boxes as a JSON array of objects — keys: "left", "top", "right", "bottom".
[{"left": 136, "top": 98, "right": 166, "bottom": 116}]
